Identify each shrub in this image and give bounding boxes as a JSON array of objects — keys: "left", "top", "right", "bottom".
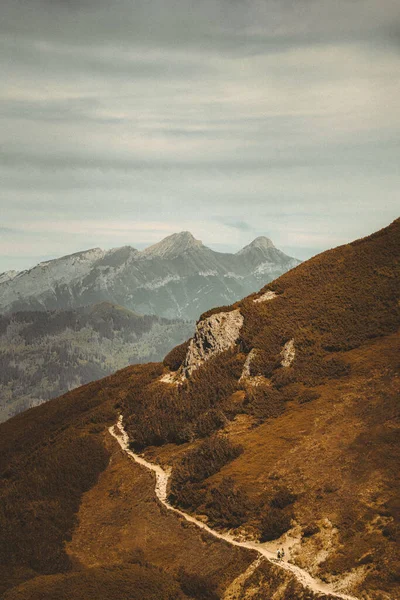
[
  {"left": 177, "top": 567, "right": 219, "bottom": 600},
  {"left": 259, "top": 507, "right": 292, "bottom": 542},
  {"left": 303, "top": 524, "right": 320, "bottom": 538},
  {"left": 170, "top": 436, "right": 242, "bottom": 490},
  {"left": 245, "top": 387, "right": 285, "bottom": 421},
  {"left": 163, "top": 340, "right": 191, "bottom": 371},
  {"left": 270, "top": 488, "right": 297, "bottom": 510},
  {"left": 271, "top": 368, "right": 296, "bottom": 389},
  {"left": 195, "top": 409, "right": 226, "bottom": 437},
  {"left": 249, "top": 350, "right": 279, "bottom": 378},
  {"left": 205, "top": 477, "right": 252, "bottom": 529},
  {"left": 124, "top": 350, "right": 244, "bottom": 449},
  {"left": 298, "top": 389, "right": 321, "bottom": 404}
]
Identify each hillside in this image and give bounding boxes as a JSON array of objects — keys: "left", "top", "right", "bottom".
[
  {"left": 0, "top": 232, "right": 300, "bottom": 320},
  {"left": 0, "top": 303, "right": 193, "bottom": 423},
  {"left": 0, "top": 219, "right": 398, "bottom": 600}
]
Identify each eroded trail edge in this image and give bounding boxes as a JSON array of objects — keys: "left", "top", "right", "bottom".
[{"left": 109, "top": 417, "right": 358, "bottom": 600}]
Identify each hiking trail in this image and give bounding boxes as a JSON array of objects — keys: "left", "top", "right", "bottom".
[{"left": 109, "top": 416, "right": 359, "bottom": 600}]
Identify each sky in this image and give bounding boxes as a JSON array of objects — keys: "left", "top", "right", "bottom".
[{"left": 1, "top": 0, "right": 399, "bottom": 272}]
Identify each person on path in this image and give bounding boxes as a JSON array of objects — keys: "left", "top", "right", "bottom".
[
  {"left": 281, "top": 548, "right": 285, "bottom": 560},
  {"left": 277, "top": 550, "right": 281, "bottom": 560}
]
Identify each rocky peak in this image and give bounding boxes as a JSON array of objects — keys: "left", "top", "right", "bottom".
[
  {"left": 237, "top": 236, "right": 275, "bottom": 255},
  {"left": 141, "top": 231, "right": 203, "bottom": 260}
]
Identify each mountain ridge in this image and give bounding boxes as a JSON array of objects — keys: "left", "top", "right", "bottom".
[{"left": 0, "top": 231, "right": 300, "bottom": 320}]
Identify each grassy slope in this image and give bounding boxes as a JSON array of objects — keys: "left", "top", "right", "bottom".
[
  {"left": 121, "top": 218, "right": 400, "bottom": 598},
  {"left": 0, "top": 219, "right": 398, "bottom": 599},
  {"left": 0, "top": 363, "right": 255, "bottom": 600}
]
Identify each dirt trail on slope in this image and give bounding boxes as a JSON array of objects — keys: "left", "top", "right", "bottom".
[{"left": 109, "top": 417, "right": 359, "bottom": 600}]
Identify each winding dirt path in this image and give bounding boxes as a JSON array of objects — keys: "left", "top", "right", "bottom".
[{"left": 109, "top": 417, "right": 359, "bottom": 600}]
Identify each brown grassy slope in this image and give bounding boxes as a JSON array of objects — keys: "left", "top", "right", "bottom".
[
  {"left": 238, "top": 217, "right": 399, "bottom": 356},
  {"left": 122, "top": 219, "right": 399, "bottom": 451},
  {"left": 0, "top": 363, "right": 161, "bottom": 596},
  {"left": 120, "top": 219, "right": 399, "bottom": 598},
  {"left": 209, "top": 332, "right": 400, "bottom": 597},
  {"left": 1, "top": 219, "right": 398, "bottom": 599},
  {"left": 65, "top": 431, "right": 253, "bottom": 594},
  {"left": 3, "top": 563, "right": 188, "bottom": 600},
  {"left": 0, "top": 360, "right": 256, "bottom": 600}
]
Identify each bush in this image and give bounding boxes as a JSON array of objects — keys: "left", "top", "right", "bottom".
[
  {"left": 124, "top": 350, "right": 244, "bottom": 449},
  {"left": 205, "top": 477, "right": 252, "bottom": 529},
  {"left": 298, "top": 389, "right": 320, "bottom": 404},
  {"left": 271, "top": 368, "right": 296, "bottom": 389},
  {"left": 270, "top": 488, "right": 297, "bottom": 510},
  {"left": 170, "top": 436, "right": 243, "bottom": 497},
  {"left": 249, "top": 350, "right": 279, "bottom": 378},
  {"left": 245, "top": 387, "right": 285, "bottom": 421},
  {"left": 163, "top": 340, "right": 191, "bottom": 371},
  {"left": 259, "top": 507, "right": 292, "bottom": 542},
  {"left": 195, "top": 409, "right": 225, "bottom": 437},
  {"left": 177, "top": 567, "right": 219, "bottom": 600}
]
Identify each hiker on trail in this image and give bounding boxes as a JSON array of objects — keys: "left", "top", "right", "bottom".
[
  {"left": 281, "top": 548, "right": 285, "bottom": 560},
  {"left": 277, "top": 550, "right": 281, "bottom": 560}
]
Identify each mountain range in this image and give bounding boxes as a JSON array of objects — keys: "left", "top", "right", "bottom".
[
  {"left": 0, "top": 232, "right": 300, "bottom": 320},
  {"left": 0, "top": 219, "right": 398, "bottom": 600}
]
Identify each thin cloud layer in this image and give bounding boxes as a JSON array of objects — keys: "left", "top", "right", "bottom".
[{"left": 1, "top": 0, "right": 399, "bottom": 271}]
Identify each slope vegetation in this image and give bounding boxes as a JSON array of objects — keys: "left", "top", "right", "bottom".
[
  {"left": 0, "top": 219, "right": 398, "bottom": 599},
  {"left": 120, "top": 219, "right": 400, "bottom": 599}
]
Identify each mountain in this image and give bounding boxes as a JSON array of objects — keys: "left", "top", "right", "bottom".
[
  {"left": 0, "top": 219, "right": 398, "bottom": 600},
  {"left": 0, "top": 302, "right": 193, "bottom": 423},
  {"left": 0, "top": 232, "right": 300, "bottom": 320}
]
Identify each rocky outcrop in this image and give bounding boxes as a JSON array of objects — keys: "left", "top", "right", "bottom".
[
  {"left": 281, "top": 339, "right": 295, "bottom": 367},
  {"left": 182, "top": 309, "right": 244, "bottom": 378},
  {"left": 239, "top": 349, "right": 257, "bottom": 381},
  {"left": 239, "top": 348, "right": 271, "bottom": 388},
  {"left": 253, "top": 290, "right": 277, "bottom": 303}
]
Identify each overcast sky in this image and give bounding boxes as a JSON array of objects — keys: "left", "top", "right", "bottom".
[{"left": 1, "top": 0, "right": 399, "bottom": 271}]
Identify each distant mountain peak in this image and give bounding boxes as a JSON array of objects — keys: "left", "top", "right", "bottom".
[
  {"left": 141, "top": 231, "right": 203, "bottom": 259},
  {"left": 237, "top": 236, "right": 275, "bottom": 255}
]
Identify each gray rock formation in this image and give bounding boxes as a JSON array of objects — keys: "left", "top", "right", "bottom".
[{"left": 182, "top": 308, "right": 243, "bottom": 377}]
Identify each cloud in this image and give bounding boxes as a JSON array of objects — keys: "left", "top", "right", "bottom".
[
  {"left": 223, "top": 221, "right": 255, "bottom": 232},
  {"left": 0, "top": 227, "right": 17, "bottom": 235},
  {"left": 0, "top": 0, "right": 399, "bottom": 272}
]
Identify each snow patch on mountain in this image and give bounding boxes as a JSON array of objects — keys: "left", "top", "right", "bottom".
[
  {"left": 140, "top": 274, "right": 182, "bottom": 290},
  {"left": 224, "top": 272, "right": 244, "bottom": 279},
  {"left": 198, "top": 270, "right": 218, "bottom": 277}
]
